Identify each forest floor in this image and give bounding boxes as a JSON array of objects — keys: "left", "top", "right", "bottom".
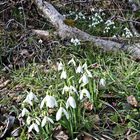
[{"left": 0, "top": 0, "right": 140, "bottom": 140}]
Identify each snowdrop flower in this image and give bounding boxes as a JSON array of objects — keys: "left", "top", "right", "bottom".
[
  {"left": 74, "top": 38, "right": 80, "bottom": 45},
  {"left": 62, "top": 86, "right": 78, "bottom": 94},
  {"left": 60, "top": 70, "right": 67, "bottom": 79},
  {"left": 71, "top": 38, "right": 74, "bottom": 43},
  {"left": 71, "top": 38, "right": 80, "bottom": 46},
  {"left": 21, "top": 108, "right": 29, "bottom": 117},
  {"left": 69, "top": 86, "right": 78, "bottom": 94},
  {"left": 41, "top": 116, "right": 54, "bottom": 127},
  {"left": 104, "top": 19, "right": 115, "bottom": 33},
  {"left": 38, "top": 39, "right": 43, "bottom": 44},
  {"left": 86, "top": 69, "right": 92, "bottom": 78},
  {"left": 79, "top": 74, "right": 89, "bottom": 85},
  {"left": 99, "top": 78, "right": 106, "bottom": 88},
  {"left": 122, "top": 27, "right": 133, "bottom": 38},
  {"left": 40, "top": 95, "right": 57, "bottom": 109},
  {"left": 28, "top": 123, "right": 39, "bottom": 133},
  {"left": 57, "top": 61, "right": 64, "bottom": 71},
  {"left": 68, "top": 58, "right": 76, "bottom": 66},
  {"left": 82, "top": 63, "right": 88, "bottom": 70},
  {"left": 90, "top": 7, "right": 95, "bottom": 12},
  {"left": 26, "top": 116, "right": 32, "bottom": 125},
  {"left": 66, "top": 96, "right": 76, "bottom": 109},
  {"left": 76, "top": 64, "right": 83, "bottom": 73},
  {"left": 23, "top": 91, "right": 38, "bottom": 106},
  {"left": 56, "top": 107, "right": 69, "bottom": 121},
  {"left": 35, "top": 117, "right": 41, "bottom": 125},
  {"left": 62, "top": 86, "right": 70, "bottom": 94},
  {"left": 27, "top": 91, "right": 38, "bottom": 101},
  {"left": 80, "top": 88, "right": 90, "bottom": 100}
]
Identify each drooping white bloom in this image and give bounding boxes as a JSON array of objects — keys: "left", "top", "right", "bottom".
[
  {"left": 82, "top": 63, "right": 88, "bottom": 70},
  {"left": 57, "top": 61, "right": 64, "bottom": 71},
  {"left": 56, "top": 107, "right": 69, "bottom": 121},
  {"left": 80, "top": 88, "right": 90, "bottom": 100},
  {"left": 68, "top": 58, "right": 76, "bottom": 66},
  {"left": 60, "top": 70, "right": 67, "bottom": 79},
  {"left": 35, "top": 117, "right": 41, "bottom": 125},
  {"left": 99, "top": 78, "right": 106, "bottom": 88},
  {"left": 26, "top": 116, "right": 32, "bottom": 125},
  {"left": 38, "top": 39, "right": 43, "bottom": 44},
  {"left": 86, "top": 69, "right": 92, "bottom": 78},
  {"left": 66, "top": 96, "right": 76, "bottom": 109},
  {"left": 21, "top": 108, "right": 29, "bottom": 117},
  {"left": 23, "top": 91, "right": 38, "bottom": 106},
  {"left": 122, "top": 27, "right": 133, "bottom": 38},
  {"left": 76, "top": 64, "right": 83, "bottom": 73},
  {"left": 28, "top": 91, "right": 38, "bottom": 101},
  {"left": 74, "top": 38, "right": 80, "bottom": 45},
  {"left": 79, "top": 74, "right": 89, "bottom": 85},
  {"left": 62, "top": 86, "right": 77, "bottom": 94},
  {"left": 71, "top": 38, "right": 80, "bottom": 46},
  {"left": 71, "top": 38, "right": 74, "bottom": 43},
  {"left": 69, "top": 86, "right": 78, "bottom": 94},
  {"left": 41, "top": 116, "right": 54, "bottom": 127},
  {"left": 28, "top": 123, "right": 39, "bottom": 133},
  {"left": 40, "top": 95, "right": 57, "bottom": 109},
  {"left": 62, "top": 86, "right": 70, "bottom": 94}
]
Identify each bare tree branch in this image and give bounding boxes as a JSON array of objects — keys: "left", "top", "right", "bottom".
[{"left": 33, "top": 0, "right": 140, "bottom": 60}]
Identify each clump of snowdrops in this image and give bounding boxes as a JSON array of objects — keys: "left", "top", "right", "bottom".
[
  {"left": 20, "top": 58, "right": 106, "bottom": 139},
  {"left": 66, "top": 10, "right": 134, "bottom": 38}
]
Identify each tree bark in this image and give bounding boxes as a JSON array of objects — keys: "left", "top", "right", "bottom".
[{"left": 33, "top": 0, "right": 140, "bottom": 60}]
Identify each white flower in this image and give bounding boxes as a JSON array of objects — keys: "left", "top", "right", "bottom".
[
  {"left": 57, "top": 61, "right": 64, "bottom": 71},
  {"left": 99, "top": 78, "right": 106, "bottom": 88},
  {"left": 41, "top": 116, "right": 54, "bottom": 127},
  {"left": 123, "top": 27, "right": 133, "bottom": 38},
  {"left": 69, "top": 86, "right": 78, "bottom": 94},
  {"left": 28, "top": 123, "right": 39, "bottom": 133},
  {"left": 40, "top": 95, "right": 57, "bottom": 109},
  {"left": 62, "top": 86, "right": 70, "bottom": 94},
  {"left": 56, "top": 107, "right": 69, "bottom": 121},
  {"left": 21, "top": 108, "right": 29, "bottom": 117},
  {"left": 71, "top": 38, "right": 80, "bottom": 46},
  {"left": 66, "top": 96, "right": 76, "bottom": 109},
  {"left": 62, "top": 86, "right": 78, "bottom": 94},
  {"left": 86, "top": 69, "right": 92, "bottom": 78},
  {"left": 80, "top": 88, "right": 90, "bottom": 100},
  {"left": 68, "top": 58, "right": 76, "bottom": 66},
  {"left": 23, "top": 91, "right": 38, "bottom": 106},
  {"left": 79, "top": 74, "right": 89, "bottom": 85},
  {"left": 82, "top": 63, "right": 88, "bottom": 70},
  {"left": 71, "top": 38, "right": 74, "bottom": 43},
  {"left": 60, "top": 70, "right": 67, "bottom": 79},
  {"left": 38, "top": 39, "right": 43, "bottom": 44},
  {"left": 26, "top": 116, "right": 32, "bottom": 125},
  {"left": 76, "top": 64, "right": 83, "bottom": 73},
  {"left": 74, "top": 38, "right": 80, "bottom": 45},
  {"left": 28, "top": 91, "right": 38, "bottom": 101},
  {"left": 35, "top": 117, "right": 41, "bottom": 125}
]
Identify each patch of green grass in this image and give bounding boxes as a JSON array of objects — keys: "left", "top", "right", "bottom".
[{"left": 8, "top": 44, "right": 140, "bottom": 139}]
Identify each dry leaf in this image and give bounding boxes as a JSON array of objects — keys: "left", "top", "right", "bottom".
[
  {"left": 0, "top": 80, "right": 10, "bottom": 89},
  {"left": 83, "top": 135, "right": 93, "bottom": 140},
  {"left": 127, "top": 133, "right": 140, "bottom": 140},
  {"left": 82, "top": 132, "right": 93, "bottom": 140},
  {"left": 84, "top": 101, "right": 93, "bottom": 111},
  {"left": 127, "top": 95, "right": 138, "bottom": 107},
  {"left": 90, "top": 63, "right": 100, "bottom": 69},
  {"left": 53, "top": 125, "right": 69, "bottom": 140},
  {"left": 20, "top": 49, "right": 29, "bottom": 57}
]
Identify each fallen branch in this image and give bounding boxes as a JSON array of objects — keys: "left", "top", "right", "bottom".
[{"left": 33, "top": 0, "right": 140, "bottom": 60}]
